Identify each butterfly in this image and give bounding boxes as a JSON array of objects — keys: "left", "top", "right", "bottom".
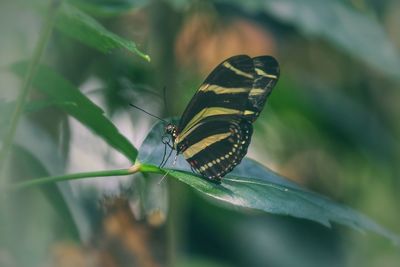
[{"left": 163, "top": 55, "right": 280, "bottom": 183}]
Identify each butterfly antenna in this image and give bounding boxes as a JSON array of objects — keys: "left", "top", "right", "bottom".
[
  {"left": 163, "top": 86, "right": 170, "bottom": 116},
  {"left": 129, "top": 103, "right": 168, "bottom": 123}
]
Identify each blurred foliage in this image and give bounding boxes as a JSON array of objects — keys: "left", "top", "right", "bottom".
[
  {"left": 1, "top": 0, "right": 400, "bottom": 266},
  {"left": 11, "top": 61, "right": 138, "bottom": 161},
  {"left": 56, "top": 1, "right": 150, "bottom": 61}
]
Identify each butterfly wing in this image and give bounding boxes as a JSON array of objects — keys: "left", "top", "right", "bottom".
[
  {"left": 180, "top": 116, "right": 253, "bottom": 183},
  {"left": 175, "top": 55, "right": 279, "bottom": 182},
  {"left": 177, "top": 55, "right": 255, "bottom": 135},
  {"left": 244, "top": 56, "right": 280, "bottom": 122}
]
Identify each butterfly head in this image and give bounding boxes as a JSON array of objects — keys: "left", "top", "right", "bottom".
[{"left": 164, "top": 123, "right": 178, "bottom": 141}]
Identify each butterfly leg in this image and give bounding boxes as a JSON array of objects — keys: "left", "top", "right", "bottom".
[
  {"left": 158, "top": 152, "right": 178, "bottom": 184},
  {"left": 159, "top": 142, "right": 168, "bottom": 168},
  {"left": 160, "top": 146, "right": 174, "bottom": 168},
  {"left": 160, "top": 134, "right": 175, "bottom": 168}
]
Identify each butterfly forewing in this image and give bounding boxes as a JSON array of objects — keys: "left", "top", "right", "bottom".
[
  {"left": 174, "top": 55, "right": 279, "bottom": 182},
  {"left": 177, "top": 55, "right": 255, "bottom": 134}
]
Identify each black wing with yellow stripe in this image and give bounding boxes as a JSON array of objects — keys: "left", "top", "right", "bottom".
[{"left": 174, "top": 55, "right": 279, "bottom": 183}]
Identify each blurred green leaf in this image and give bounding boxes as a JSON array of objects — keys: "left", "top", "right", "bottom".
[
  {"left": 56, "top": 2, "right": 150, "bottom": 61},
  {"left": 140, "top": 172, "right": 168, "bottom": 224},
  {"left": 23, "top": 99, "right": 78, "bottom": 113},
  {"left": 139, "top": 120, "right": 400, "bottom": 245},
  {"left": 0, "top": 99, "right": 73, "bottom": 149},
  {"left": 69, "top": 0, "right": 147, "bottom": 17},
  {"left": 176, "top": 257, "right": 232, "bottom": 267},
  {"left": 10, "top": 62, "right": 138, "bottom": 162},
  {"left": 270, "top": 78, "right": 398, "bottom": 161},
  {"left": 218, "top": 0, "right": 400, "bottom": 80},
  {"left": 0, "top": 143, "right": 76, "bottom": 266},
  {"left": 0, "top": 100, "right": 14, "bottom": 141},
  {"left": 12, "top": 144, "right": 80, "bottom": 240}
]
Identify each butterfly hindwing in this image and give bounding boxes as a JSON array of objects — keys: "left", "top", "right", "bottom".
[
  {"left": 245, "top": 56, "right": 280, "bottom": 122},
  {"left": 180, "top": 117, "right": 252, "bottom": 182}
]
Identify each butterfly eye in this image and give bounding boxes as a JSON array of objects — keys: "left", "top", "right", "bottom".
[{"left": 164, "top": 124, "right": 172, "bottom": 133}]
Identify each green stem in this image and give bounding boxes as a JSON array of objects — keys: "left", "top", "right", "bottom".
[
  {"left": 8, "top": 163, "right": 164, "bottom": 191},
  {"left": 0, "top": 0, "right": 61, "bottom": 183},
  {"left": 140, "top": 163, "right": 164, "bottom": 174}
]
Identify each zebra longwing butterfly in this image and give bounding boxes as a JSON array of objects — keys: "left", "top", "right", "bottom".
[{"left": 165, "top": 55, "right": 280, "bottom": 183}]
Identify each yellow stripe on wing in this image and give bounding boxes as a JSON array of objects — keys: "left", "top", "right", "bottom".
[
  {"left": 177, "top": 107, "right": 242, "bottom": 143},
  {"left": 199, "top": 84, "right": 250, "bottom": 94},
  {"left": 183, "top": 132, "right": 231, "bottom": 159},
  {"left": 255, "top": 67, "right": 278, "bottom": 79},
  {"left": 249, "top": 88, "right": 265, "bottom": 96},
  {"left": 223, "top": 62, "right": 254, "bottom": 79}
]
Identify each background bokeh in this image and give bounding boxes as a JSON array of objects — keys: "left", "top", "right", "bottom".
[{"left": 1, "top": 0, "right": 400, "bottom": 266}]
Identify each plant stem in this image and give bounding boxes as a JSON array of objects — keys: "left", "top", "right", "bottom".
[
  {"left": 140, "top": 163, "right": 164, "bottom": 174},
  {"left": 9, "top": 163, "right": 150, "bottom": 191},
  {"left": 0, "top": 0, "right": 61, "bottom": 184},
  {"left": 8, "top": 163, "right": 164, "bottom": 191}
]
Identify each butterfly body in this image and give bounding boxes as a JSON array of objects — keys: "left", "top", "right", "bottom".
[{"left": 164, "top": 55, "right": 279, "bottom": 183}]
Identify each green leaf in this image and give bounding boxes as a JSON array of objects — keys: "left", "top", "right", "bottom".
[
  {"left": 138, "top": 119, "right": 400, "bottom": 245},
  {"left": 271, "top": 78, "right": 397, "bottom": 161},
  {"left": 69, "top": 0, "right": 147, "bottom": 17},
  {"left": 55, "top": 2, "right": 150, "bottom": 61},
  {"left": 0, "top": 100, "right": 15, "bottom": 142},
  {"left": 12, "top": 145, "right": 80, "bottom": 240},
  {"left": 176, "top": 257, "right": 232, "bottom": 267},
  {"left": 217, "top": 0, "right": 400, "bottom": 80},
  {"left": 0, "top": 99, "right": 74, "bottom": 146},
  {"left": 1, "top": 144, "right": 79, "bottom": 265},
  {"left": 10, "top": 62, "right": 138, "bottom": 162}
]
